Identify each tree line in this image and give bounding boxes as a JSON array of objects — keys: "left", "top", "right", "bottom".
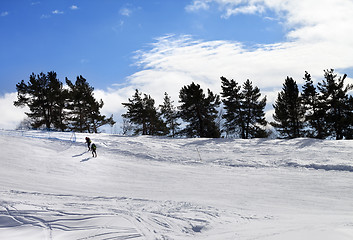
[
  {"left": 15, "top": 69, "right": 352, "bottom": 139},
  {"left": 122, "top": 77, "right": 268, "bottom": 138},
  {"left": 273, "top": 69, "right": 353, "bottom": 140},
  {"left": 14, "top": 71, "right": 115, "bottom": 132},
  {"left": 122, "top": 69, "right": 353, "bottom": 139}
]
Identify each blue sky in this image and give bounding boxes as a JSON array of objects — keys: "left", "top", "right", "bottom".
[
  {"left": 0, "top": 0, "right": 284, "bottom": 94},
  {"left": 1, "top": 0, "right": 353, "bottom": 130}
]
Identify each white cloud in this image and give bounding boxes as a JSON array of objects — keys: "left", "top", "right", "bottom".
[
  {"left": 134, "top": 0, "right": 353, "bottom": 85},
  {"left": 0, "top": 93, "right": 27, "bottom": 130},
  {"left": 186, "top": 0, "right": 353, "bottom": 41},
  {"left": 223, "top": 4, "right": 265, "bottom": 18},
  {"left": 70, "top": 5, "right": 78, "bottom": 10},
  {"left": 52, "top": 10, "right": 64, "bottom": 15},
  {"left": 101, "top": 0, "right": 353, "bottom": 123},
  {"left": 1, "top": 11, "right": 9, "bottom": 17},
  {"left": 119, "top": 7, "right": 132, "bottom": 17},
  {"left": 185, "top": 0, "right": 210, "bottom": 12},
  {"left": 130, "top": 34, "right": 352, "bottom": 92},
  {"left": 94, "top": 87, "right": 132, "bottom": 117}
]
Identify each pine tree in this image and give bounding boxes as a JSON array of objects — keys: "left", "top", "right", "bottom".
[
  {"left": 241, "top": 79, "right": 267, "bottom": 138},
  {"left": 317, "top": 69, "right": 352, "bottom": 139},
  {"left": 122, "top": 90, "right": 167, "bottom": 135},
  {"left": 143, "top": 94, "right": 168, "bottom": 136},
  {"left": 301, "top": 71, "right": 327, "bottom": 139},
  {"left": 220, "top": 76, "right": 242, "bottom": 137},
  {"left": 66, "top": 76, "right": 114, "bottom": 133},
  {"left": 47, "top": 71, "right": 69, "bottom": 131},
  {"left": 160, "top": 92, "right": 180, "bottom": 137},
  {"left": 66, "top": 76, "right": 91, "bottom": 132},
  {"left": 221, "top": 77, "right": 267, "bottom": 138},
  {"left": 179, "top": 82, "right": 221, "bottom": 138},
  {"left": 344, "top": 95, "right": 353, "bottom": 139},
  {"left": 122, "top": 89, "right": 145, "bottom": 134},
  {"left": 14, "top": 71, "right": 67, "bottom": 130},
  {"left": 88, "top": 98, "right": 115, "bottom": 133},
  {"left": 271, "top": 77, "right": 305, "bottom": 138}
]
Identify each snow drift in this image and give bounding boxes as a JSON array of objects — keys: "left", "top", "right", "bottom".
[{"left": 0, "top": 130, "right": 353, "bottom": 239}]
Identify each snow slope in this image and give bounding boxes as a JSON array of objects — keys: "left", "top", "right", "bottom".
[{"left": 0, "top": 130, "right": 353, "bottom": 239}]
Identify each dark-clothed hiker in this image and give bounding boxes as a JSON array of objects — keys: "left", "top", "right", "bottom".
[
  {"left": 91, "top": 143, "right": 97, "bottom": 157},
  {"left": 85, "top": 137, "right": 91, "bottom": 151}
]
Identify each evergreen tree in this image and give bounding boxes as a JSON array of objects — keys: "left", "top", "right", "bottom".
[
  {"left": 143, "top": 94, "right": 168, "bottom": 136},
  {"left": 271, "top": 77, "right": 305, "bottom": 138},
  {"left": 220, "top": 76, "right": 243, "bottom": 137},
  {"left": 14, "top": 71, "right": 67, "bottom": 130},
  {"left": 122, "top": 89, "right": 145, "bottom": 134},
  {"left": 317, "top": 69, "right": 352, "bottom": 139},
  {"left": 88, "top": 98, "right": 115, "bottom": 133},
  {"left": 344, "top": 95, "right": 353, "bottom": 139},
  {"left": 179, "top": 82, "right": 221, "bottom": 138},
  {"left": 301, "top": 71, "right": 327, "bottom": 139},
  {"left": 122, "top": 90, "right": 167, "bottom": 135},
  {"left": 47, "top": 71, "right": 69, "bottom": 131},
  {"left": 221, "top": 77, "right": 267, "bottom": 138},
  {"left": 66, "top": 76, "right": 114, "bottom": 133},
  {"left": 241, "top": 79, "right": 268, "bottom": 138},
  {"left": 160, "top": 92, "right": 180, "bottom": 137}
]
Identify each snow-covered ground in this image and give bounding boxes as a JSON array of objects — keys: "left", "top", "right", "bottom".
[{"left": 1, "top": 130, "right": 353, "bottom": 240}]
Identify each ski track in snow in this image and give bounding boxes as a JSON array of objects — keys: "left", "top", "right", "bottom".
[
  {"left": 0, "top": 190, "right": 254, "bottom": 240},
  {"left": 1, "top": 130, "right": 353, "bottom": 239}
]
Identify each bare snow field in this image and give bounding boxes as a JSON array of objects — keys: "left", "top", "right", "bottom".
[{"left": 0, "top": 130, "right": 353, "bottom": 239}]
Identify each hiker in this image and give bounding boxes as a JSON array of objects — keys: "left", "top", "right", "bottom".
[
  {"left": 85, "top": 137, "right": 91, "bottom": 151},
  {"left": 91, "top": 143, "right": 97, "bottom": 157}
]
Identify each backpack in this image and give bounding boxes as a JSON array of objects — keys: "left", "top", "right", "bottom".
[{"left": 91, "top": 144, "right": 96, "bottom": 151}]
